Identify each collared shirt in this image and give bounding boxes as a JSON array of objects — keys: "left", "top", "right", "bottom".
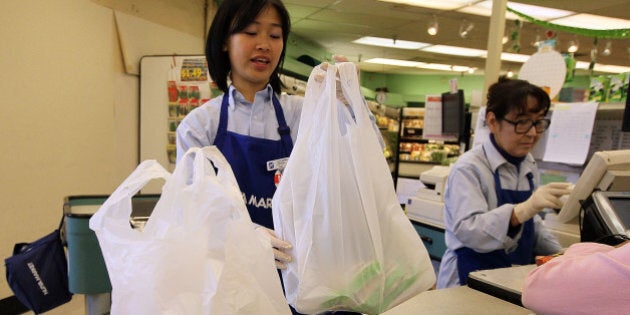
[
  {"left": 176, "top": 85, "right": 303, "bottom": 162},
  {"left": 437, "top": 135, "right": 562, "bottom": 288},
  {"left": 176, "top": 84, "right": 383, "bottom": 162}
]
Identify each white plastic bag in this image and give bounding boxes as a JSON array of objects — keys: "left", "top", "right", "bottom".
[
  {"left": 90, "top": 146, "right": 290, "bottom": 315},
  {"left": 272, "top": 63, "right": 436, "bottom": 314}
]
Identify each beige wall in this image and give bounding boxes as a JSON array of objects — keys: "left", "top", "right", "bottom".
[{"left": 0, "top": 0, "right": 210, "bottom": 312}]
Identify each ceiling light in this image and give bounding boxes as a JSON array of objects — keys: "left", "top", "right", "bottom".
[
  {"left": 377, "top": 0, "right": 479, "bottom": 10},
  {"left": 364, "top": 58, "right": 425, "bottom": 67},
  {"left": 364, "top": 58, "right": 473, "bottom": 73},
  {"left": 500, "top": 53, "right": 531, "bottom": 63},
  {"left": 506, "top": 2, "right": 574, "bottom": 20},
  {"left": 551, "top": 13, "right": 630, "bottom": 29},
  {"left": 575, "top": 61, "right": 591, "bottom": 70},
  {"left": 352, "top": 36, "right": 430, "bottom": 50},
  {"left": 427, "top": 16, "right": 438, "bottom": 36},
  {"left": 459, "top": 19, "right": 474, "bottom": 39},
  {"left": 422, "top": 45, "right": 486, "bottom": 57},
  {"left": 506, "top": 70, "right": 514, "bottom": 78},
  {"left": 456, "top": 1, "right": 574, "bottom": 20},
  {"left": 567, "top": 39, "right": 579, "bottom": 53},
  {"left": 601, "top": 41, "right": 612, "bottom": 57},
  {"left": 456, "top": 1, "right": 519, "bottom": 20},
  {"left": 592, "top": 64, "right": 630, "bottom": 74}
]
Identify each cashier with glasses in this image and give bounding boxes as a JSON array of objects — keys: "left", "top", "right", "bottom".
[{"left": 437, "top": 77, "right": 573, "bottom": 288}]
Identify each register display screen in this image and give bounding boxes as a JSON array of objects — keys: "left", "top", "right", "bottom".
[{"left": 609, "top": 197, "right": 630, "bottom": 230}]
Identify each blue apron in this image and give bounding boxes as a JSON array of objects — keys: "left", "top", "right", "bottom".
[
  {"left": 214, "top": 92, "right": 293, "bottom": 229},
  {"left": 455, "top": 169, "right": 536, "bottom": 285}
]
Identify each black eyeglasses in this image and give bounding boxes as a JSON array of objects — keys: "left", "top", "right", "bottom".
[{"left": 502, "top": 118, "right": 551, "bottom": 134}]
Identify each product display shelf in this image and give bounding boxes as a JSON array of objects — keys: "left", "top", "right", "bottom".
[
  {"left": 397, "top": 107, "right": 461, "bottom": 178},
  {"left": 368, "top": 101, "right": 402, "bottom": 183}
]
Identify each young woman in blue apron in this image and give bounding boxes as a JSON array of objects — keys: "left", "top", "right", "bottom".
[
  {"left": 177, "top": 1, "right": 367, "bottom": 314},
  {"left": 437, "top": 78, "right": 573, "bottom": 288}
]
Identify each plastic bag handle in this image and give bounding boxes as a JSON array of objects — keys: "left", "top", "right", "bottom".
[
  {"left": 196, "top": 146, "right": 240, "bottom": 190},
  {"left": 89, "top": 160, "right": 170, "bottom": 231},
  {"left": 174, "top": 146, "right": 239, "bottom": 190},
  {"left": 336, "top": 62, "right": 371, "bottom": 126}
]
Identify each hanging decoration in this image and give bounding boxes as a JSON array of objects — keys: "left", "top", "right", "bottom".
[
  {"left": 590, "top": 37, "right": 599, "bottom": 71},
  {"left": 507, "top": 7, "right": 630, "bottom": 39},
  {"left": 508, "top": 19, "right": 522, "bottom": 52}
]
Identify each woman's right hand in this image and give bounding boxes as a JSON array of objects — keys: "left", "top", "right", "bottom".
[
  {"left": 255, "top": 226, "right": 293, "bottom": 269},
  {"left": 513, "top": 182, "right": 573, "bottom": 224}
]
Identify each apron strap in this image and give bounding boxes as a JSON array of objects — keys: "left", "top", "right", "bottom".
[{"left": 217, "top": 91, "right": 293, "bottom": 152}]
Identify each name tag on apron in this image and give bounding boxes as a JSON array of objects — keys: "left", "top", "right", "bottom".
[
  {"left": 268, "top": 158, "right": 289, "bottom": 187},
  {"left": 266, "top": 158, "right": 289, "bottom": 172}
]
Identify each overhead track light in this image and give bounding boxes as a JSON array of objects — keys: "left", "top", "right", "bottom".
[
  {"left": 567, "top": 38, "right": 579, "bottom": 53},
  {"left": 459, "top": 19, "right": 474, "bottom": 39},
  {"left": 601, "top": 41, "right": 612, "bottom": 56},
  {"left": 427, "top": 15, "right": 438, "bottom": 36}
]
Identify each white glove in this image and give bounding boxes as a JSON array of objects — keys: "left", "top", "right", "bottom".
[
  {"left": 513, "top": 182, "right": 573, "bottom": 224},
  {"left": 255, "top": 225, "right": 293, "bottom": 270}
]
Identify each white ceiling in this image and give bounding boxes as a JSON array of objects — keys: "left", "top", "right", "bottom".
[{"left": 284, "top": 0, "right": 630, "bottom": 75}]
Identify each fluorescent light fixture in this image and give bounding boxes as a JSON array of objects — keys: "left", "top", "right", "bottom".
[
  {"left": 457, "top": 1, "right": 520, "bottom": 20},
  {"left": 500, "top": 53, "right": 531, "bottom": 63},
  {"left": 353, "top": 36, "right": 430, "bottom": 50},
  {"left": 507, "top": 2, "right": 574, "bottom": 20},
  {"left": 421, "top": 45, "right": 487, "bottom": 57},
  {"left": 575, "top": 61, "right": 591, "bottom": 69},
  {"left": 364, "top": 58, "right": 425, "bottom": 67},
  {"left": 418, "top": 63, "right": 456, "bottom": 71},
  {"left": 571, "top": 61, "right": 629, "bottom": 74},
  {"left": 551, "top": 14, "right": 630, "bottom": 30},
  {"left": 377, "top": 0, "right": 479, "bottom": 10},
  {"left": 364, "top": 58, "right": 473, "bottom": 73},
  {"left": 593, "top": 64, "right": 630, "bottom": 74},
  {"left": 457, "top": 0, "right": 574, "bottom": 20},
  {"left": 451, "top": 65, "right": 472, "bottom": 72}
]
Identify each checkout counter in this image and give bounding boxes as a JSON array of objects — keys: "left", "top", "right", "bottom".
[
  {"left": 382, "top": 285, "right": 532, "bottom": 314},
  {"left": 404, "top": 164, "right": 584, "bottom": 260},
  {"left": 405, "top": 166, "right": 449, "bottom": 260}
]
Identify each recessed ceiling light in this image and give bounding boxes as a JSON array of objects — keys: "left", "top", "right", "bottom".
[
  {"left": 377, "top": 0, "right": 480, "bottom": 10},
  {"left": 500, "top": 53, "right": 531, "bottom": 63},
  {"left": 364, "top": 58, "right": 425, "bottom": 67},
  {"left": 353, "top": 36, "right": 431, "bottom": 50},
  {"left": 456, "top": 0, "right": 574, "bottom": 20},
  {"left": 364, "top": 58, "right": 473, "bottom": 73},
  {"left": 422, "top": 45, "right": 487, "bottom": 57},
  {"left": 592, "top": 64, "right": 630, "bottom": 74},
  {"left": 551, "top": 13, "right": 630, "bottom": 30}
]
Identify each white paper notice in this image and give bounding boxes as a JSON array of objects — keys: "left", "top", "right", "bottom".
[
  {"left": 422, "top": 95, "right": 443, "bottom": 140},
  {"left": 472, "top": 107, "right": 489, "bottom": 148},
  {"left": 542, "top": 102, "right": 599, "bottom": 165}
]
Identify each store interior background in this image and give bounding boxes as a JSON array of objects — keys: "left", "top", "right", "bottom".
[{"left": 1, "top": 0, "right": 628, "bottom": 313}]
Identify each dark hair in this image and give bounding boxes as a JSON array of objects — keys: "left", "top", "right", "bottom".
[
  {"left": 206, "top": 0, "right": 290, "bottom": 93},
  {"left": 486, "top": 77, "right": 551, "bottom": 120}
]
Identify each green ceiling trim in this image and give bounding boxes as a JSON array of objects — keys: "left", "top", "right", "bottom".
[{"left": 507, "top": 7, "right": 630, "bottom": 39}]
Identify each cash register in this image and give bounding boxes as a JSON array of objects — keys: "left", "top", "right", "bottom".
[
  {"left": 553, "top": 149, "right": 630, "bottom": 245},
  {"left": 406, "top": 165, "right": 450, "bottom": 227}
]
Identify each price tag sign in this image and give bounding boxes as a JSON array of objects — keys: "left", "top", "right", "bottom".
[{"left": 180, "top": 58, "right": 209, "bottom": 82}]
